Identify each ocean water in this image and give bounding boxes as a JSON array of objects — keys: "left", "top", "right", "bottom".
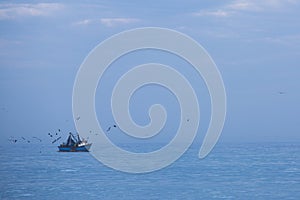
[{"left": 0, "top": 143, "right": 299, "bottom": 199}]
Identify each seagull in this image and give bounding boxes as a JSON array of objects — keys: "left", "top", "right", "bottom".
[
  {"left": 106, "top": 127, "right": 111, "bottom": 132},
  {"left": 32, "top": 137, "right": 42, "bottom": 142},
  {"left": 52, "top": 136, "right": 61, "bottom": 144},
  {"left": 8, "top": 137, "right": 18, "bottom": 143}
]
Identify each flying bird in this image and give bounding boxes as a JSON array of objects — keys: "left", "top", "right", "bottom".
[
  {"left": 106, "top": 124, "right": 118, "bottom": 133},
  {"left": 52, "top": 136, "right": 61, "bottom": 144},
  {"left": 8, "top": 137, "right": 17, "bottom": 143},
  {"left": 32, "top": 137, "right": 42, "bottom": 142}
]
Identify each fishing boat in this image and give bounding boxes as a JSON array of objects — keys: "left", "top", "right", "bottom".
[{"left": 58, "top": 132, "right": 91, "bottom": 152}]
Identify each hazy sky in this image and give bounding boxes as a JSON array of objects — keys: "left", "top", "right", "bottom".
[{"left": 0, "top": 0, "right": 299, "bottom": 144}]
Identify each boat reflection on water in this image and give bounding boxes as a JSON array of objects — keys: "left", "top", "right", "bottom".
[{"left": 58, "top": 133, "right": 92, "bottom": 152}]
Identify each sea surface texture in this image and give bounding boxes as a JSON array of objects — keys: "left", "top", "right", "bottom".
[{"left": 0, "top": 143, "right": 299, "bottom": 199}]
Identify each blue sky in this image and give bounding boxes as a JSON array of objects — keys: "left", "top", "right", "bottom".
[{"left": 0, "top": 0, "right": 300, "bottom": 144}]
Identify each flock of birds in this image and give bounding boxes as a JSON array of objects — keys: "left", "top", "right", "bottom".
[
  {"left": 7, "top": 124, "right": 118, "bottom": 146},
  {"left": 8, "top": 129, "right": 63, "bottom": 145},
  {"left": 48, "top": 129, "right": 62, "bottom": 144}
]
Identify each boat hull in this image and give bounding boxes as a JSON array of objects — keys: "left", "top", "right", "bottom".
[{"left": 58, "top": 144, "right": 92, "bottom": 152}]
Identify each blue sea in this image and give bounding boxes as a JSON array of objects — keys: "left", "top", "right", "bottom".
[{"left": 0, "top": 143, "right": 299, "bottom": 199}]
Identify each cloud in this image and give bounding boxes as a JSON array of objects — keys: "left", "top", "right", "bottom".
[
  {"left": 193, "top": 0, "right": 299, "bottom": 18},
  {"left": 228, "top": 0, "right": 299, "bottom": 12},
  {"left": 228, "top": 1, "right": 257, "bottom": 11},
  {"left": 193, "top": 10, "right": 231, "bottom": 17},
  {"left": 0, "top": 3, "right": 64, "bottom": 20},
  {"left": 74, "top": 18, "right": 140, "bottom": 27},
  {"left": 74, "top": 19, "right": 94, "bottom": 26},
  {"left": 100, "top": 18, "right": 140, "bottom": 27}
]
